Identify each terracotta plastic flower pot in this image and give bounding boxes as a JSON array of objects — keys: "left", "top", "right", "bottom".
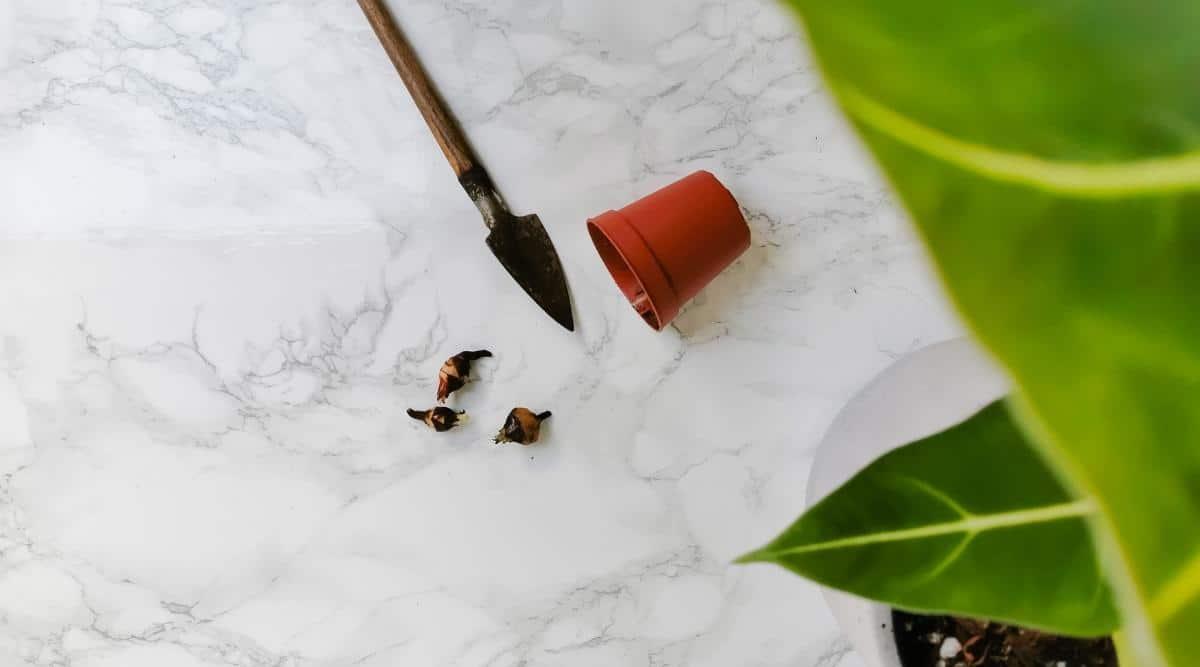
[{"left": 587, "top": 171, "right": 751, "bottom": 330}]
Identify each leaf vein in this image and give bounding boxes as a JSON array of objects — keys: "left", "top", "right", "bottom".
[
  {"left": 1150, "top": 549, "right": 1200, "bottom": 623},
  {"left": 838, "top": 86, "right": 1200, "bottom": 197},
  {"left": 910, "top": 532, "right": 976, "bottom": 587},
  {"left": 892, "top": 474, "right": 972, "bottom": 519},
  {"left": 755, "top": 500, "right": 1093, "bottom": 559}
]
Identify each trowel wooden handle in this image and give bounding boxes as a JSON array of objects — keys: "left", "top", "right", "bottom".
[{"left": 357, "top": 0, "right": 478, "bottom": 178}]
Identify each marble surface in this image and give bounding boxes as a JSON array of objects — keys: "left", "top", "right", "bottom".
[{"left": 0, "top": 0, "right": 963, "bottom": 665}]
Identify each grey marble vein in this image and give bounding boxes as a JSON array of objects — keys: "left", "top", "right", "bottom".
[{"left": 0, "top": 0, "right": 963, "bottom": 665}]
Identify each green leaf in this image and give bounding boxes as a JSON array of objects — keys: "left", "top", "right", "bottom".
[
  {"left": 785, "top": 1, "right": 1200, "bottom": 663},
  {"left": 741, "top": 401, "right": 1118, "bottom": 636}
]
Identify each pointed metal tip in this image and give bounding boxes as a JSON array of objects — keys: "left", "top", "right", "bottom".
[
  {"left": 556, "top": 310, "right": 575, "bottom": 332},
  {"left": 486, "top": 213, "right": 575, "bottom": 334}
]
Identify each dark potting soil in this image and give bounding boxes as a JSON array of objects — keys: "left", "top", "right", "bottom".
[{"left": 891, "top": 610, "right": 1117, "bottom": 666}]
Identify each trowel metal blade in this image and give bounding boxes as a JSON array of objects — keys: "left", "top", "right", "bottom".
[{"left": 485, "top": 213, "right": 575, "bottom": 331}]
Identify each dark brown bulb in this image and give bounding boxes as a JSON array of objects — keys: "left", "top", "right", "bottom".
[
  {"left": 408, "top": 407, "right": 467, "bottom": 432},
  {"left": 493, "top": 408, "right": 551, "bottom": 445},
  {"left": 437, "top": 350, "right": 492, "bottom": 403}
]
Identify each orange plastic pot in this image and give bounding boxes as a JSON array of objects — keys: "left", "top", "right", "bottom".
[{"left": 587, "top": 171, "right": 750, "bottom": 330}]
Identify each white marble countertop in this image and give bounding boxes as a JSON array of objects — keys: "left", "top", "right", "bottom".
[{"left": 0, "top": 1, "right": 963, "bottom": 665}]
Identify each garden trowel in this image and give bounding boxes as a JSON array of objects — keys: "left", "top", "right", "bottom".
[{"left": 357, "top": 0, "right": 575, "bottom": 331}]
